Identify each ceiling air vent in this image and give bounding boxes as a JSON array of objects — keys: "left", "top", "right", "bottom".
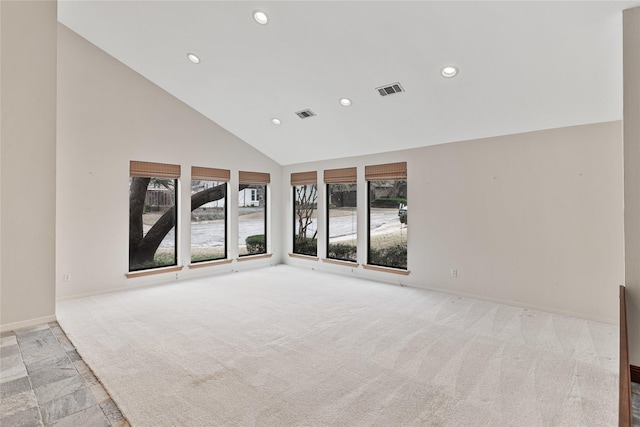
[
  {"left": 376, "top": 82, "right": 404, "bottom": 97},
  {"left": 295, "top": 109, "right": 316, "bottom": 119}
]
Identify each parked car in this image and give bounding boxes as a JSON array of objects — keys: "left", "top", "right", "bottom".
[{"left": 398, "top": 205, "right": 407, "bottom": 216}]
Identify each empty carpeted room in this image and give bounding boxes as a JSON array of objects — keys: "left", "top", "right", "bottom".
[{"left": 4, "top": 1, "right": 640, "bottom": 426}]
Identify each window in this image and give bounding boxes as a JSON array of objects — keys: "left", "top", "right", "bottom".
[
  {"left": 292, "top": 171, "right": 318, "bottom": 256},
  {"left": 129, "top": 161, "right": 180, "bottom": 272},
  {"left": 325, "top": 167, "right": 357, "bottom": 262},
  {"left": 190, "top": 167, "right": 230, "bottom": 263},
  {"left": 238, "top": 171, "right": 270, "bottom": 256},
  {"left": 366, "top": 162, "right": 407, "bottom": 270}
]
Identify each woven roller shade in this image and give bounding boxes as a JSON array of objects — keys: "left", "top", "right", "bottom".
[
  {"left": 365, "top": 162, "right": 407, "bottom": 180},
  {"left": 191, "top": 166, "right": 230, "bottom": 182},
  {"left": 324, "top": 167, "right": 357, "bottom": 184},
  {"left": 239, "top": 171, "right": 270, "bottom": 184},
  {"left": 291, "top": 171, "right": 317, "bottom": 186},
  {"left": 130, "top": 161, "right": 180, "bottom": 178}
]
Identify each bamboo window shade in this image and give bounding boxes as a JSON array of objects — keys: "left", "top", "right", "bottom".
[
  {"left": 324, "top": 167, "right": 357, "bottom": 184},
  {"left": 239, "top": 171, "right": 270, "bottom": 184},
  {"left": 291, "top": 171, "right": 317, "bottom": 186},
  {"left": 191, "top": 166, "right": 230, "bottom": 182},
  {"left": 365, "top": 162, "right": 407, "bottom": 180},
  {"left": 130, "top": 161, "right": 180, "bottom": 178}
]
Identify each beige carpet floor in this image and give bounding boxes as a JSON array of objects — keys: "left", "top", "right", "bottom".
[{"left": 57, "top": 265, "right": 618, "bottom": 426}]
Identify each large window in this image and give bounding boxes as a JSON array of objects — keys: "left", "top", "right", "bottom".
[
  {"left": 190, "top": 167, "right": 230, "bottom": 263},
  {"left": 129, "top": 161, "right": 179, "bottom": 272},
  {"left": 238, "top": 171, "right": 270, "bottom": 256},
  {"left": 366, "top": 162, "right": 407, "bottom": 269},
  {"left": 292, "top": 171, "right": 318, "bottom": 256},
  {"left": 325, "top": 167, "right": 357, "bottom": 262}
]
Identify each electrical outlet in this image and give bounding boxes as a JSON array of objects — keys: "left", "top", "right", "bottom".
[
  {"left": 63, "top": 273, "right": 71, "bottom": 282},
  {"left": 451, "top": 269, "right": 457, "bottom": 277}
]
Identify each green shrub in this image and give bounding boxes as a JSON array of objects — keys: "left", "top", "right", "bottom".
[
  {"left": 369, "top": 243, "right": 407, "bottom": 269},
  {"left": 327, "top": 243, "right": 357, "bottom": 262},
  {"left": 371, "top": 198, "right": 407, "bottom": 208},
  {"left": 153, "top": 252, "right": 175, "bottom": 266},
  {"left": 127, "top": 252, "right": 176, "bottom": 271},
  {"left": 246, "top": 234, "right": 265, "bottom": 254},
  {"left": 294, "top": 237, "right": 317, "bottom": 256},
  {"left": 191, "top": 253, "right": 225, "bottom": 263}
]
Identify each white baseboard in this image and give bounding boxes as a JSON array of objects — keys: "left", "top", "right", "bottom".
[
  {"left": 0, "top": 314, "right": 57, "bottom": 333},
  {"left": 56, "top": 261, "right": 282, "bottom": 301},
  {"left": 300, "top": 261, "right": 618, "bottom": 325}
]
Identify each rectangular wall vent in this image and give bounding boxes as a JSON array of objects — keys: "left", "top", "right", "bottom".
[
  {"left": 295, "top": 109, "right": 316, "bottom": 119},
  {"left": 376, "top": 82, "right": 404, "bottom": 97}
]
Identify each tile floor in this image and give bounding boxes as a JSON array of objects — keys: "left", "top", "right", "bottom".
[
  {"left": 1, "top": 322, "right": 128, "bottom": 427},
  {"left": 633, "top": 382, "right": 640, "bottom": 426}
]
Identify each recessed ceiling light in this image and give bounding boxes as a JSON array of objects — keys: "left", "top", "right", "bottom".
[
  {"left": 253, "top": 11, "right": 268, "bottom": 25},
  {"left": 187, "top": 53, "right": 200, "bottom": 64},
  {"left": 271, "top": 118, "right": 281, "bottom": 125},
  {"left": 441, "top": 66, "right": 459, "bottom": 78},
  {"left": 339, "top": 98, "right": 352, "bottom": 107}
]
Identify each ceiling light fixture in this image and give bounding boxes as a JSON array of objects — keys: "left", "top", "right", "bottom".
[
  {"left": 187, "top": 53, "right": 200, "bottom": 64},
  {"left": 271, "top": 118, "right": 281, "bottom": 125},
  {"left": 441, "top": 66, "right": 459, "bottom": 78},
  {"left": 253, "top": 11, "right": 268, "bottom": 25},
  {"left": 339, "top": 98, "right": 352, "bottom": 107}
]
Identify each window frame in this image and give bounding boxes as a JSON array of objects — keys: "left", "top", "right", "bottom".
[
  {"left": 128, "top": 161, "right": 180, "bottom": 273},
  {"left": 292, "top": 183, "right": 319, "bottom": 257},
  {"left": 291, "top": 171, "right": 318, "bottom": 257},
  {"left": 365, "top": 162, "right": 407, "bottom": 271},
  {"left": 326, "top": 182, "right": 358, "bottom": 263},
  {"left": 323, "top": 167, "right": 358, "bottom": 264},
  {"left": 238, "top": 184, "right": 268, "bottom": 257},
  {"left": 189, "top": 179, "right": 228, "bottom": 264},
  {"left": 238, "top": 171, "right": 270, "bottom": 258}
]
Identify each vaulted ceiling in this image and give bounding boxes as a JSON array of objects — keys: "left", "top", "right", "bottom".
[{"left": 58, "top": 1, "right": 640, "bottom": 165}]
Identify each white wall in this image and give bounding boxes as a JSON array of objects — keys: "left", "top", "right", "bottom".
[
  {"left": 624, "top": 6, "right": 640, "bottom": 365},
  {"left": 16, "top": 16, "right": 621, "bottom": 327},
  {"left": 1, "top": 1, "right": 57, "bottom": 330},
  {"left": 56, "top": 24, "right": 282, "bottom": 299},
  {"left": 284, "top": 121, "right": 624, "bottom": 324}
]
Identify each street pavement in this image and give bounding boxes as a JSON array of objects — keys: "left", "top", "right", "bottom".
[{"left": 154, "top": 209, "right": 401, "bottom": 248}]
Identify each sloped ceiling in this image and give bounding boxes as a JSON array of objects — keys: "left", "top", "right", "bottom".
[{"left": 58, "top": 1, "right": 640, "bottom": 165}]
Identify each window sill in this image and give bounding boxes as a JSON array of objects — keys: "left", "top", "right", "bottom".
[
  {"left": 321, "top": 258, "right": 359, "bottom": 268},
  {"left": 362, "top": 264, "right": 410, "bottom": 275},
  {"left": 126, "top": 265, "right": 183, "bottom": 279},
  {"left": 288, "top": 253, "right": 319, "bottom": 261},
  {"left": 188, "top": 259, "right": 232, "bottom": 269},
  {"left": 236, "top": 253, "right": 272, "bottom": 262}
]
